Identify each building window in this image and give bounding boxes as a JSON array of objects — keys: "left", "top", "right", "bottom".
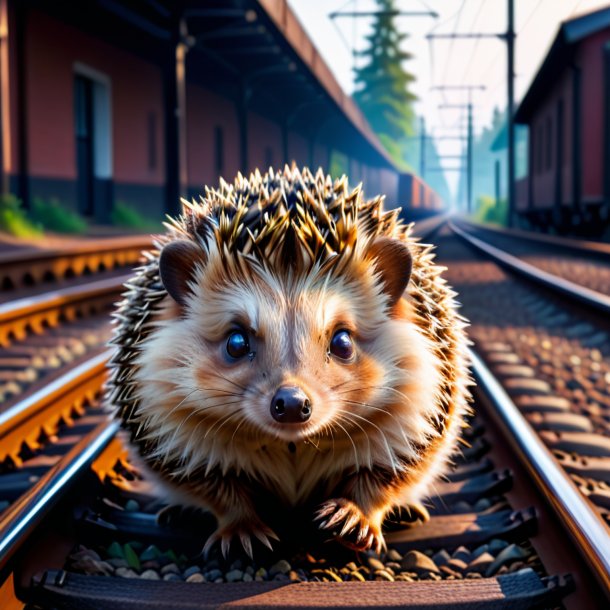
[
  {"left": 147, "top": 112, "right": 157, "bottom": 171},
  {"left": 546, "top": 116, "right": 552, "bottom": 171},
  {"left": 264, "top": 146, "right": 273, "bottom": 168},
  {"left": 214, "top": 126, "right": 224, "bottom": 176}
]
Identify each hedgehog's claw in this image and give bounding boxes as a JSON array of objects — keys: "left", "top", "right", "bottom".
[
  {"left": 315, "top": 498, "right": 384, "bottom": 553},
  {"left": 203, "top": 522, "right": 278, "bottom": 559}
]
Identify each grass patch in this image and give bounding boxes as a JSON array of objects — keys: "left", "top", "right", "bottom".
[
  {"left": 0, "top": 194, "right": 43, "bottom": 238},
  {"left": 30, "top": 197, "right": 88, "bottom": 234},
  {"left": 473, "top": 195, "right": 508, "bottom": 226},
  {"left": 111, "top": 201, "right": 162, "bottom": 231}
]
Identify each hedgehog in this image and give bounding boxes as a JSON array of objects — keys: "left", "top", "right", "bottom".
[{"left": 106, "top": 166, "right": 470, "bottom": 558}]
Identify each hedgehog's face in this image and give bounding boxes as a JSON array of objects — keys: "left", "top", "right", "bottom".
[{"left": 135, "top": 234, "right": 443, "bottom": 472}]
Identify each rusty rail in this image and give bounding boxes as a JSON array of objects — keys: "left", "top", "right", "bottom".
[{"left": 0, "top": 235, "right": 151, "bottom": 291}]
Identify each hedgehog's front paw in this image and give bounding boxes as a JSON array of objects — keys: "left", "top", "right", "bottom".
[
  {"left": 315, "top": 499, "right": 384, "bottom": 553},
  {"left": 203, "top": 518, "right": 279, "bottom": 559}
]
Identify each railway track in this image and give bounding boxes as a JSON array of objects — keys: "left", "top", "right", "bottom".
[
  {"left": 454, "top": 219, "right": 610, "bottom": 299},
  {"left": 0, "top": 216, "right": 609, "bottom": 608}
]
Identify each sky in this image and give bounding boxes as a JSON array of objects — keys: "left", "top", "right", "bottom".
[{"left": 288, "top": 0, "right": 610, "bottom": 190}]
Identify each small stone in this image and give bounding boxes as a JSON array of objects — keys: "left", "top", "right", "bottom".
[
  {"left": 401, "top": 550, "right": 440, "bottom": 574},
  {"left": 183, "top": 566, "right": 201, "bottom": 578},
  {"left": 439, "top": 565, "right": 460, "bottom": 578},
  {"left": 431, "top": 550, "right": 451, "bottom": 566},
  {"left": 140, "top": 569, "right": 160, "bottom": 580},
  {"left": 486, "top": 544, "right": 529, "bottom": 576},
  {"left": 254, "top": 568, "right": 267, "bottom": 579},
  {"left": 107, "top": 542, "right": 124, "bottom": 559},
  {"left": 386, "top": 549, "right": 402, "bottom": 562},
  {"left": 474, "top": 498, "right": 491, "bottom": 511},
  {"left": 350, "top": 571, "right": 365, "bottom": 582},
  {"left": 140, "top": 545, "right": 160, "bottom": 561},
  {"left": 374, "top": 570, "right": 394, "bottom": 581},
  {"left": 269, "top": 560, "right": 291, "bottom": 576},
  {"left": 452, "top": 546, "right": 471, "bottom": 563},
  {"left": 108, "top": 558, "right": 128, "bottom": 569},
  {"left": 273, "top": 573, "right": 289, "bottom": 581},
  {"left": 468, "top": 552, "right": 494, "bottom": 574},
  {"left": 488, "top": 539, "right": 509, "bottom": 553},
  {"left": 245, "top": 566, "right": 254, "bottom": 576},
  {"left": 206, "top": 569, "right": 223, "bottom": 581},
  {"left": 125, "top": 499, "right": 140, "bottom": 512},
  {"left": 230, "top": 559, "right": 244, "bottom": 571},
  {"left": 226, "top": 569, "right": 243, "bottom": 582},
  {"left": 186, "top": 573, "right": 206, "bottom": 583},
  {"left": 367, "top": 557, "right": 385, "bottom": 571},
  {"left": 288, "top": 571, "right": 300, "bottom": 582},
  {"left": 161, "top": 563, "right": 180, "bottom": 575},
  {"left": 242, "top": 573, "right": 253, "bottom": 582},
  {"left": 163, "top": 573, "right": 183, "bottom": 582},
  {"left": 471, "top": 545, "right": 489, "bottom": 559},
  {"left": 115, "top": 567, "right": 138, "bottom": 578},
  {"left": 447, "top": 558, "right": 468, "bottom": 573}
]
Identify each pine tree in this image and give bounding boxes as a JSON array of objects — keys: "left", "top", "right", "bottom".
[{"left": 353, "top": 0, "right": 417, "bottom": 163}]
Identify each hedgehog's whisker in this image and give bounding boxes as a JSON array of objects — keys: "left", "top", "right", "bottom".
[
  {"left": 336, "top": 407, "right": 396, "bottom": 472},
  {"left": 333, "top": 419, "right": 359, "bottom": 468},
  {"left": 340, "top": 399, "right": 411, "bottom": 448},
  {"left": 335, "top": 410, "right": 374, "bottom": 469},
  {"left": 163, "top": 398, "right": 242, "bottom": 455},
  {"left": 339, "top": 385, "right": 414, "bottom": 406},
  {"left": 203, "top": 407, "right": 243, "bottom": 441},
  {"left": 207, "top": 371, "right": 251, "bottom": 393}
]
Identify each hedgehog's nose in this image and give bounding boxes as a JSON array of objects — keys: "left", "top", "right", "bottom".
[{"left": 270, "top": 386, "right": 312, "bottom": 423}]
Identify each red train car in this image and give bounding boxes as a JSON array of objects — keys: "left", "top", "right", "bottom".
[{"left": 515, "top": 6, "right": 610, "bottom": 235}]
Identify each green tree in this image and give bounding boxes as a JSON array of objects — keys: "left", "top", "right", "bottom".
[{"left": 353, "top": 0, "right": 417, "bottom": 165}]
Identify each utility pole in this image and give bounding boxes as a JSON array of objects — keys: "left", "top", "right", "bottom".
[
  {"left": 439, "top": 103, "right": 474, "bottom": 213},
  {"left": 427, "top": 4, "right": 516, "bottom": 224},
  {"left": 435, "top": 85, "right": 485, "bottom": 214},
  {"left": 420, "top": 117, "right": 426, "bottom": 179},
  {"left": 507, "top": 0, "right": 515, "bottom": 226}
]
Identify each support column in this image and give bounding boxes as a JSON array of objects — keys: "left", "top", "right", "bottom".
[
  {"left": 603, "top": 43, "right": 610, "bottom": 219},
  {"left": 164, "top": 12, "right": 188, "bottom": 215},
  {"left": 507, "top": 0, "right": 515, "bottom": 226},
  {"left": 15, "top": 0, "right": 27, "bottom": 206}
]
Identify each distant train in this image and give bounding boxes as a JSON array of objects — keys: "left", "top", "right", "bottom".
[
  {"left": 398, "top": 172, "right": 444, "bottom": 219},
  {"left": 515, "top": 6, "right": 610, "bottom": 235}
]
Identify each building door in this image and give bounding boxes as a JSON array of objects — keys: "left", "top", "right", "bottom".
[{"left": 74, "top": 74, "right": 94, "bottom": 217}]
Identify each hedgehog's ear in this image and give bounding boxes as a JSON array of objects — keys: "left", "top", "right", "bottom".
[
  {"left": 159, "top": 240, "right": 205, "bottom": 306},
  {"left": 368, "top": 237, "right": 412, "bottom": 307}
]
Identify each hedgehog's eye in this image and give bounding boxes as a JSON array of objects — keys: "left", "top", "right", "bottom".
[
  {"left": 329, "top": 330, "right": 354, "bottom": 361},
  {"left": 226, "top": 330, "right": 250, "bottom": 360}
]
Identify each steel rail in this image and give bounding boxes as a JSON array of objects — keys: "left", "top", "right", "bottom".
[
  {"left": 470, "top": 348, "right": 610, "bottom": 596},
  {"left": 0, "top": 235, "right": 150, "bottom": 292},
  {"left": 0, "top": 235, "right": 151, "bottom": 266},
  {"left": 410, "top": 213, "right": 449, "bottom": 241},
  {"left": 456, "top": 217, "right": 610, "bottom": 260},
  {"left": 0, "top": 351, "right": 110, "bottom": 463},
  {"left": 0, "top": 418, "right": 119, "bottom": 574},
  {"left": 0, "top": 274, "right": 131, "bottom": 324},
  {"left": 0, "top": 273, "right": 131, "bottom": 346},
  {"left": 450, "top": 221, "right": 610, "bottom": 316}
]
